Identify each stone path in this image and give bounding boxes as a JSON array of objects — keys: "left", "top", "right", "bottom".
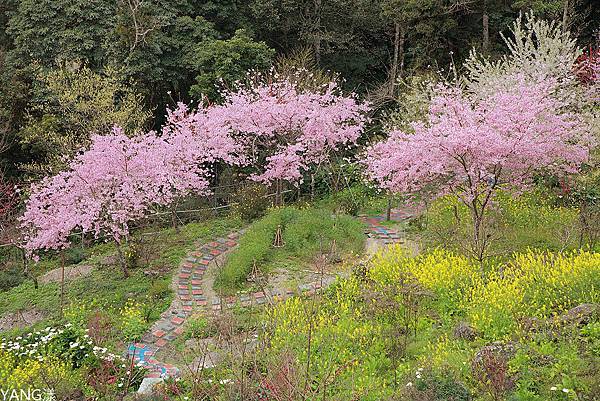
[
  {"left": 360, "top": 208, "right": 413, "bottom": 245},
  {"left": 126, "top": 229, "right": 245, "bottom": 378},
  {"left": 128, "top": 209, "right": 413, "bottom": 379}
]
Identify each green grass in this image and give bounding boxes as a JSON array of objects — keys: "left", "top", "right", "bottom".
[
  {"left": 415, "top": 190, "right": 580, "bottom": 260},
  {"left": 214, "top": 207, "right": 365, "bottom": 293},
  {"left": 0, "top": 216, "right": 241, "bottom": 341}
]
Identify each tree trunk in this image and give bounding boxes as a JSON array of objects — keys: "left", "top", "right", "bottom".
[
  {"left": 275, "top": 179, "right": 283, "bottom": 207},
  {"left": 398, "top": 27, "right": 405, "bottom": 80},
  {"left": 60, "top": 250, "right": 65, "bottom": 317},
  {"left": 390, "top": 22, "right": 406, "bottom": 95},
  {"left": 482, "top": 0, "right": 489, "bottom": 52},
  {"left": 313, "top": 0, "right": 322, "bottom": 64},
  {"left": 171, "top": 206, "right": 180, "bottom": 234},
  {"left": 471, "top": 209, "right": 487, "bottom": 268},
  {"left": 116, "top": 241, "right": 129, "bottom": 278},
  {"left": 562, "top": 0, "right": 570, "bottom": 33},
  {"left": 21, "top": 248, "right": 38, "bottom": 289},
  {"left": 310, "top": 173, "right": 315, "bottom": 202},
  {"left": 386, "top": 195, "right": 392, "bottom": 221}
]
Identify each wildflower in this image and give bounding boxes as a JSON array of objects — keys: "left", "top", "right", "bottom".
[
  {"left": 563, "top": 389, "right": 569, "bottom": 393},
  {"left": 406, "top": 382, "right": 413, "bottom": 387}
]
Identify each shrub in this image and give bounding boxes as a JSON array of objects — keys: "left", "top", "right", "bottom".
[
  {"left": 266, "top": 279, "right": 393, "bottom": 401},
  {"left": 0, "top": 324, "right": 145, "bottom": 397},
  {"left": 467, "top": 251, "right": 600, "bottom": 339},
  {"left": 284, "top": 208, "right": 365, "bottom": 258},
  {"left": 215, "top": 207, "right": 288, "bottom": 290},
  {"left": 183, "top": 316, "right": 214, "bottom": 340},
  {"left": 230, "top": 183, "right": 270, "bottom": 222},
  {"left": 0, "top": 265, "right": 26, "bottom": 292},
  {"left": 65, "top": 246, "right": 86, "bottom": 265},
  {"left": 330, "top": 184, "right": 374, "bottom": 216},
  {"left": 368, "top": 247, "right": 600, "bottom": 340},
  {"left": 119, "top": 299, "right": 149, "bottom": 341},
  {"left": 368, "top": 248, "right": 479, "bottom": 317},
  {"left": 404, "top": 368, "right": 471, "bottom": 401}
]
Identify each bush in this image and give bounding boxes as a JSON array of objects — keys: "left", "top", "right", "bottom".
[
  {"left": 0, "top": 324, "right": 146, "bottom": 397},
  {"left": 183, "top": 316, "right": 214, "bottom": 339},
  {"left": 467, "top": 251, "right": 600, "bottom": 339},
  {"left": 368, "top": 247, "right": 600, "bottom": 340},
  {"left": 266, "top": 280, "right": 392, "bottom": 400},
  {"left": 404, "top": 369, "right": 471, "bottom": 401},
  {"left": 230, "top": 183, "right": 270, "bottom": 222},
  {"left": 0, "top": 265, "right": 26, "bottom": 291},
  {"left": 65, "top": 246, "right": 86, "bottom": 265},
  {"left": 119, "top": 299, "right": 149, "bottom": 341},
  {"left": 368, "top": 248, "right": 479, "bottom": 317},
  {"left": 330, "top": 184, "right": 374, "bottom": 216}
]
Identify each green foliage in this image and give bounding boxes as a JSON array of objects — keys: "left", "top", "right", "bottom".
[
  {"left": 18, "top": 65, "right": 150, "bottom": 176},
  {"left": 230, "top": 182, "right": 270, "bottom": 222},
  {"left": 266, "top": 279, "right": 393, "bottom": 400},
  {"left": 421, "top": 191, "right": 579, "bottom": 258},
  {"left": 255, "top": 247, "right": 600, "bottom": 400},
  {"left": 183, "top": 316, "right": 213, "bottom": 340},
  {"left": 6, "top": 0, "right": 115, "bottom": 69},
  {"left": 118, "top": 299, "right": 148, "bottom": 341},
  {"left": 330, "top": 184, "right": 374, "bottom": 216},
  {"left": 405, "top": 369, "right": 471, "bottom": 401},
  {"left": 188, "top": 29, "right": 274, "bottom": 100},
  {"left": 370, "top": 247, "right": 600, "bottom": 340},
  {"left": 383, "top": 72, "right": 441, "bottom": 132},
  {"left": 109, "top": 2, "right": 218, "bottom": 108},
  {"left": 0, "top": 265, "right": 26, "bottom": 292},
  {"left": 215, "top": 207, "right": 365, "bottom": 292},
  {"left": 0, "top": 324, "right": 145, "bottom": 397},
  {"left": 0, "top": 217, "right": 240, "bottom": 337}
]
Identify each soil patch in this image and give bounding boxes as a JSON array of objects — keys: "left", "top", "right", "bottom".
[
  {"left": 0, "top": 309, "right": 47, "bottom": 332},
  {"left": 39, "top": 264, "right": 94, "bottom": 285}
]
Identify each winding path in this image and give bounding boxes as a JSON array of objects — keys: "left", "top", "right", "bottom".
[{"left": 128, "top": 210, "right": 412, "bottom": 379}]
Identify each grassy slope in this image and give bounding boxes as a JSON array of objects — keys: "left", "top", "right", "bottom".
[
  {"left": 0, "top": 217, "right": 241, "bottom": 337},
  {"left": 214, "top": 207, "right": 366, "bottom": 293}
]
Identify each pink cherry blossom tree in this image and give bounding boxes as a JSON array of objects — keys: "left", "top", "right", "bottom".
[
  {"left": 365, "top": 77, "right": 591, "bottom": 262},
  {"left": 20, "top": 117, "right": 241, "bottom": 275},
  {"left": 207, "top": 76, "right": 369, "bottom": 204}
]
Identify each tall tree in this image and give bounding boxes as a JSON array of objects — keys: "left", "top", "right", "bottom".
[
  {"left": 365, "top": 79, "right": 590, "bottom": 262},
  {"left": 6, "top": 0, "right": 115, "bottom": 69},
  {"left": 18, "top": 66, "right": 151, "bottom": 177},
  {"left": 188, "top": 29, "right": 274, "bottom": 101}
]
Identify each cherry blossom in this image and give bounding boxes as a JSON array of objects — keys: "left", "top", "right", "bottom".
[
  {"left": 20, "top": 120, "right": 238, "bottom": 259},
  {"left": 21, "top": 76, "right": 367, "bottom": 257},
  {"left": 365, "top": 77, "right": 592, "bottom": 260},
  {"left": 208, "top": 77, "right": 369, "bottom": 185}
]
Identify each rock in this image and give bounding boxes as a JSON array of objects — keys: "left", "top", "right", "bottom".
[
  {"left": 0, "top": 309, "right": 46, "bottom": 333},
  {"left": 519, "top": 316, "right": 544, "bottom": 333},
  {"left": 473, "top": 342, "right": 516, "bottom": 367},
  {"left": 453, "top": 322, "right": 477, "bottom": 341},
  {"left": 558, "top": 304, "right": 598, "bottom": 325},
  {"left": 191, "top": 350, "right": 222, "bottom": 370},
  {"left": 137, "top": 378, "right": 164, "bottom": 395},
  {"left": 39, "top": 264, "right": 94, "bottom": 284},
  {"left": 100, "top": 254, "right": 119, "bottom": 267}
]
